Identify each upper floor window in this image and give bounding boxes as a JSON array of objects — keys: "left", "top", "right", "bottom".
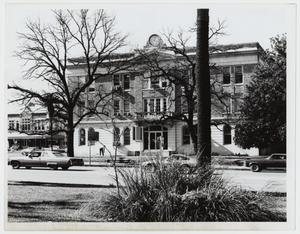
[
  {"left": 223, "top": 97, "right": 232, "bottom": 114},
  {"left": 8, "top": 120, "right": 14, "bottom": 130},
  {"left": 21, "top": 118, "right": 31, "bottom": 131},
  {"left": 234, "top": 66, "right": 243, "bottom": 84},
  {"left": 232, "top": 97, "right": 242, "bottom": 113},
  {"left": 151, "top": 77, "right": 160, "bottom": 88},
  {"left": 88, "top": 81, "right": 95, "bottom": 92},
  {"left": 113, "top": 74, "right": 120, "bottom": 86},
  {"left": 124, "top": 99, "right": 130, "bottom": 114},
  {"left": 113, "top": 74, "right": 130, "bottom": 90},
  {"left": 114, "top": 100, "right": 120, "bottom": 115},
  {"left": 77, "top": 100, "right": 85, "bottom": 116},
  {"left": 222, "top": 67, "right": 231, "bottom": 84},
  {"left": 223, "top": 125, "right": 232, "bottom": 145},
  {"left": 143, "top": 98, "right": 167, "bottom": 114},
  {"left": 123, "top": 74, "right": 130, "bottom": 90},
  {"left": 143, "top": 74, "right": 168, "bottom": 90}
]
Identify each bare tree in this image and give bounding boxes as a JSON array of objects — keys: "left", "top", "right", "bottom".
[
  {"left": 135, "top": 20, "right": 229, "bottom": 155},
  {"left": 8, "top": 9, "right": 130, "bottom": 157}
]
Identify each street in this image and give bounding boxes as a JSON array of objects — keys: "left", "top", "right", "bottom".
[{"left": 7, "top": 166, "right": 286, "bottom": 193}]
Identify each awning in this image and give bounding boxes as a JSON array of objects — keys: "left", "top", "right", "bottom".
[{"left": 8, "top": 132, "right": 64, "bottom": 140}]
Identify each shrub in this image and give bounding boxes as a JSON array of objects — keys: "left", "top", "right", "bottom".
[{"left": 84, "top": 165, "right": 285, "bottom": 222}]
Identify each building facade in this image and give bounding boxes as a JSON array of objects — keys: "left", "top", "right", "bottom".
[
  {"left": 68, "top": 35, "right": 262, "bottom": 157},
  {"left": 8, "top": 103, "right": 65, "bottom": 149}
]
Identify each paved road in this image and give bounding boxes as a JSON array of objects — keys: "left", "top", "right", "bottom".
[{"left": 7, "top": 166, "right": 286, "bottom": 193}]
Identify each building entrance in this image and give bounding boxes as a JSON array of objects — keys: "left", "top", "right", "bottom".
[{"left": 143, "top": 126, "right": 168, "bottom": 150}]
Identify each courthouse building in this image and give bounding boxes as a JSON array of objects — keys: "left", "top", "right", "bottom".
[{"left": 68, "top": 35, "right": 263, "bottom": 157}]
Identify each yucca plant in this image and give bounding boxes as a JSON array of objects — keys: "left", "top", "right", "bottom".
[{"left": 82, "top": 165, "right": 285, "bottom": 222}]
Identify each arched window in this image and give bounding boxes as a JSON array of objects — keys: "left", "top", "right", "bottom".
[
  {"left": 79, "top": 128, "right": 86, "bottom": 146},
  {"left": 113, "top": 127, "right": 120, "bottom": 146},
  {"left": 223, "top": 125, "right": 232, "bottom": 145},
  {"left": 182, "top": 125, "right": 190, "bottom": 145},
  {"left": 124, "top": 128, "right": 130, "bottom": 145}
]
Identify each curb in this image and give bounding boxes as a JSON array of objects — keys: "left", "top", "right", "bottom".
[{"left": 8, "top": 180, "right": 116, "bottom": 188}]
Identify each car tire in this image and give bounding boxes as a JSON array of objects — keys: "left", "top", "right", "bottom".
[
  {"left": 180, "top": 165, "right": 190, "bottom": 174},
  {"left": 25, "top": 166, "right": 31, "bottom": 169},
  {"left": 250, "top": 164, "right": 261, "bottom": 172},
  {"left": 11, "top": 161, "right": 20, "bottom": 169},
  {"left": 61, "top": 166, "right": 69, "bottom": 170},
  {"left": 50, "top": 165, "right": 58, "bottom": 170}
]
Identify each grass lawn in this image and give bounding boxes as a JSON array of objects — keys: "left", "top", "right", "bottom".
[
  {"left": 7, "top": 182, "right": 286, "bottom": 222},
  {"left": 7, "top": 183, "right": 114, "bottom": 222}
]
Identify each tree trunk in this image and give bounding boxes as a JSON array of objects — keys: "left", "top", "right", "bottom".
[
  {"left": 196, "top": 9, "right": 211, "bottom": 167},
  {"left": 67, "top": 114, "right": 75, "bottom": 157}
]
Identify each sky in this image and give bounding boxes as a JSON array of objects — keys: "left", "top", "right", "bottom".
[{"left": 4, "top": 2, "right": 292, "bottom": 111}]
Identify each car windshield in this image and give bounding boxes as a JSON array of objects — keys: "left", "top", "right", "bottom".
[{"left": 52, "top": 152, "right": 67, "bottom": 157}]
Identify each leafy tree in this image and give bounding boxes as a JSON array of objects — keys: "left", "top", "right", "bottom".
[
  {"left": 234, "top": 34, "right": 286, "bottom": 153},
  {"left": 8, "top": 10, "right": 128, "bottom": 157}
]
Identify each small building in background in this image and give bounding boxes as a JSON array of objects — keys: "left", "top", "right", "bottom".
[{"left": 7, "top": 103, "right": 65, "bottom": 150}]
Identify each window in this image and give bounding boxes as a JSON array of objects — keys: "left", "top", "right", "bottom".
[
  {"left": 113, "top": 74, "right": 120, "bottom": 86},
  {"left": 124, "top": 99, "right": 130, "bottom": 114},
  {"left": 88, "top": 82, "right": 95, "bottom": 92},
  {"left": 79, "top": 128, "right": 86, "bottom": 146},
  {"left": 161, "top": 79, "right": 168, "bottom": 88},
  {"left": 31, "top": 152, "right": 41, "bottom": 157},
  {"left": 88, "top": 127, "right": 96, "bottom": 145},
  {"left": 133, "top": 126, "right": 143, "bottom": 141},
  {"left": 182, "top": 125, "right": 190, "bottom": 145},
  {"left": 149, "top": 99, "right": 155, "bottom": 113},
  {"left": 124, "top": 128, "right": 130, "bottom": 145},
  {"left": 144, "top": 99, "right": 148, "bottom": 113},
  {"left": 21, "top": 118, "right": 31, "bottom": 131},
  {"left": 150, "top": 77, "right": 160, "bottom": 88},
  {"left": 223, "top": 125, "right": 232, "bottom": 145},
  {"left": 143, "top": 79, "right": 149, "bottom": 89},
  {"left": 163, "top": 98, "right": 167, "bottom": 112},
  {"left": 9, "top": 120, "right": 14, "bottom": 130},
  {"left": 16, "top": 121, "right": 19, "bottom": 130},
  {"left": 78, "top": 101, "right": 85, "bottom": 116},
  {"left": 155, "top": 99, "right": 161, "bottom": 113},
  {"left": 234, "top": 66, "right": 243, "bottom": 84},
  {"left": 223, "top": 67, "right": 231, "bottom": 84},
  {"left": 113, "top": 127, "right": 120, "bottom": 145},
  {"left": 233, "top": 98, "right": 242, "bottom": 113},
  {"left": 123, "top": 74, "right": 130, "bottom": 90},
  {"left": 223, "top": 97, "right": 232, "bottom": 114},
  {"left": 88, "top": 100, "right": 94, "bottom": 109},
  {"left": 114, "top": 100, "right": 120, "bottom": 115}
]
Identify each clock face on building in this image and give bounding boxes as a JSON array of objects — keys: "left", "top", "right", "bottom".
[{"left": 149, "top": 34, "right": 161, "bottom": 47}]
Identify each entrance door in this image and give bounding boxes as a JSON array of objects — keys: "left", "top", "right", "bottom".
[
  {"left": 144, "top": 126, "right": 168, "bottom": 150},
  {"left": 149, "top": 132, "right": 161, "bottom": 150}
]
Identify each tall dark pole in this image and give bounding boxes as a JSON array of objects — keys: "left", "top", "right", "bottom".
[{"left": 196, "top": 9, "right": 211, "bottom": 167}]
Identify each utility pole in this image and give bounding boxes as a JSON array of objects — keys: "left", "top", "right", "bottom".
[{"left": 196, "top": 9, "right": 211, "bottom": 167}]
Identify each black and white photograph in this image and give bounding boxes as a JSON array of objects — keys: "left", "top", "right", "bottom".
[{"left": 1, "top": 0, "right": 299, "bottom": 231}]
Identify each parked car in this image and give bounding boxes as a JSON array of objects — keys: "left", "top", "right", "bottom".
[
  {"left": 141, "top": 154, "right": 197, "bottom": 173},
  {"left": 8, "top": 150, "right": 84, "bottom": 170},
  {"left": 244, "top": 153, "right": 286, "bottom": 172}
]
